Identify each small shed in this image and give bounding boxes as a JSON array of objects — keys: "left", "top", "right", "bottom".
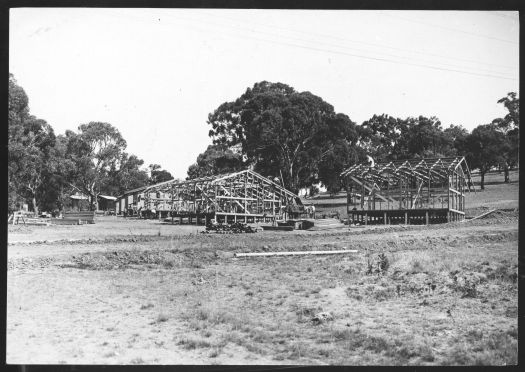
[
  {"left": 115, "top": 185, "right": 148, "bottom": 216},
  {"left": 341, "top": 157, "right": 475, "bottom": 225},
  {"left": 98, "top": 195, "right": 117, "bottom": 212},
  {"left": 69, "top": 193, "right": 89, "bottom": 211}
]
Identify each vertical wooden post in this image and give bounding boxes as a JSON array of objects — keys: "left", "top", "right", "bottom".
[
  {"left": 384, "top": 212, "right": 387, "bottom": 225},
  {"left": 425, "top": 211, "right": 429, "bottom": 225},
  {"left": 447, "top": 175, "right": 451, "bottom": 213},
  {"left": 171, "top": 185, "right": 174, "bottom": 225},
  {"left": 386, "top": 180, "right": 389, "bottom": 210},
  {"left": 404, "top": 212, "right": 408, "bottom": 225},
  {"left": 364, "top": 212, "right": 368, "bottom": 226},
  {"left": 399, "top": 178, "right": 403, "bottom": 210},
  {"left": 244, "top": 172, "right": 248, "bottom": 223},
  {"left": 214, "top": 185, "right": 218, "bottom": 223},
  {"left": 361, "top": 183, "right": 365, "bottom": 210},
  {"left": 427, "top": 171, "right": 431, "bottom": 209}
]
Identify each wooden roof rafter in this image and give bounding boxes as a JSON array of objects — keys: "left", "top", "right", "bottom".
[
  {"left": 142, "top": 169, "right": 298, "bottom": 200},
  {"left": 341, "top": 156, "right": 473, "bottom": 186}
]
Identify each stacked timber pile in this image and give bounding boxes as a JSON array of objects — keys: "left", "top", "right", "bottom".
[
  {"left": 51, "top": 211, "right": 95, "bottom": 225},
  {"left": 306, "top": 218, "right": 345, "bottom": 231},
  {"left": 203, "top": 221, "right": 257, "bottom": 234}
]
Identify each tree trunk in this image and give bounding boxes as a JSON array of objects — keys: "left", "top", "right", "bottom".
[
  {"left": 504, "top": 162, "right": 510, "bottom": 183},
  {"left": 91, "top": 194, "right": 100, "bottom": 211},
  {"left": 32, "top": 196, "right": 39, "bottom": 216},
  {"left": 480, "top": 171, "right": 485, "bottom": 190}
]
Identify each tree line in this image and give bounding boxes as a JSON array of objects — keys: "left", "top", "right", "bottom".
[
  {"left": 8, "top": 74, "right": 174, "bottom": 215},
  {"left": 188, "top": 81, "right": 519, "bottom": 194},
  {"left": 8, "top": 76, "right": 519, "bottom": 215}
]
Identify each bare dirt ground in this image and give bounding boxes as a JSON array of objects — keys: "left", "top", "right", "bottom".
[
  {"left": 7, "top": 216, "right": 202, "bottom": 244},
  {"left": 6, "top": 180, "right": 519, "bottom": 365}
]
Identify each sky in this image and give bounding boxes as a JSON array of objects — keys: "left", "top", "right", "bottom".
[{"left": 9, "top": 8, "right": 519, "bottom": 179}]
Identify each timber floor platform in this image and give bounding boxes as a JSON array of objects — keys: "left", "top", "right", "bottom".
[
  {"left": 306, "top": 218, "right": 346, "bottom": 231},
  {"left": 261, "top": 225, "right": 294, "bottom": 231},
  {"left": 348, "top": 208, "right": 464, "bottom": 225}
]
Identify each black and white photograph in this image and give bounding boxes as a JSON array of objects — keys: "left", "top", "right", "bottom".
[{"left": 7, "top": 6, "right": 519, "bottom": 366}]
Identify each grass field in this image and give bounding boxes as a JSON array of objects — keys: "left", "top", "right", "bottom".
[{"left": 6, "top": 176, "right": 519, "bottom": 365}]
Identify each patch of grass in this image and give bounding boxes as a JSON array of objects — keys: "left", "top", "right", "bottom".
[
  {"left": 442, "top": 330, "right": 518, "bottom": 365},
  {"left": 140, "top": 303, "right": 154, "bottom": 310},
  {"left": 193, "top": 306, "right": 238, "bottom": 326},
  {"left": 221, "top": 330, "right": 245, "bottom": 346},
  {"left": 155, "top": 313, "right": 170, "bottom": 323},
  {"left": 316, "top": 345, "right": 332, "bottom": 357},
  {"left": 177, "top": 336, "right": 212, "bottom": 350},
  {"left": 188, "top": 318, "right": 207, "bottom": 331},
  {"left": 409, "top": 260, "right": 426, "bottom": 274},
  {"left": 209, "top": 349, "right": 220, "bottom": 358},
  {"left": 465, "top": 329, "right": 484, "bottom": 343},
  {"left": 291, "top": 303, "right": 323, "bottom": 323},
  {"left": 288, "top": 341, "right": 309, "bottom": 360},
  {"left": 130, "top": 357, "right": 145, "bottom": 364}
]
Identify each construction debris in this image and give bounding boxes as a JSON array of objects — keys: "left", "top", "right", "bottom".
[{"left": 203, "top": 221, "right": 257, "bottom": 234}]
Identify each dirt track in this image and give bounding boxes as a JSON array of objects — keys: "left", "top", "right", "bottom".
[{"left": 7, "top": 215, "right": 518, "bottom": 261}]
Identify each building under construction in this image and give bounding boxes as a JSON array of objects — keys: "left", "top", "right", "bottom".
[
  {"left": 116, "top": 169, "right": 302, "bottom": 224},
  {"left": 341, "top": 157, "right": 474, "bottom": 225}
]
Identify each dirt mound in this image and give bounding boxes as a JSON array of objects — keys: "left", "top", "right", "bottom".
[
  {"left": 466, "top": 208, "right": 519, "bottom": 225},
  {"left": 64, "top": 250, "right": 179, "bottom": 270},
  {"left": 58, "top": 248, "right": 220, "bottom": 270}
]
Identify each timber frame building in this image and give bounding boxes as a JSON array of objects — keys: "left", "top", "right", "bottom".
[
  {"left": 341, "top": 157, "right": 474, "bottom": 225},
  {"left": 116, "top": 169, "right": 301, "bottom": 224}
]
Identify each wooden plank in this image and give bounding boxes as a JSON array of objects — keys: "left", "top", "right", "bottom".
[
  {"left": 215, "top": 212, "right": 271, "bottom": 217},
  {"left": 411, "top": 181, "right": 425, "bottom": 209},
  {"left": 216, "top": 196, "right": 257, "bottom": 201},
  {"left": 349, "top": 176, "right": 391, "bottom": 202},
  {"left": 462, "top": 209, "right": 496, "bottom": 222},
  {"left": 448, "top": 188, "right": 462, "bottom": 195},
  {"left": 260, "top": 225, "right": 294, "bottom": 231},
  {"left": 234, "top": 249, "right": 358, "bottom": 257}
]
